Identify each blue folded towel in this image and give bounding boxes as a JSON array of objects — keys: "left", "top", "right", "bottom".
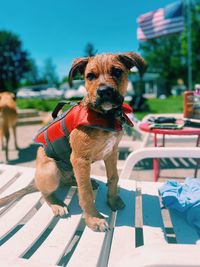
[{"left": 159, "top": 178, "right": 200, "bottom": 233}]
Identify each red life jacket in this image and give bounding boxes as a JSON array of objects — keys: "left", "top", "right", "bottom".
[{"left": 34, "top": 103, "right": 133, "bottom": 170}]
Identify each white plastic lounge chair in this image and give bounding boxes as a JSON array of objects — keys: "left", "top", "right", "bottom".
[{"left": 0, "top": 147, "right": 199, "bottom": 267}]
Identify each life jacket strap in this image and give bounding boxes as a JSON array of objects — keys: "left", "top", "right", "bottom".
[{"left": 61, "top": 118, "right": 69, "bottom": 137}]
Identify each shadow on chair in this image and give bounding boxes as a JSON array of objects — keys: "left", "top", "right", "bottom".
[{"left": 8, "top": 144, "right": 39, "bottom": 165}]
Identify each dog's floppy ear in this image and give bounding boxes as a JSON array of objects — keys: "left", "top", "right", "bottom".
[
  {"left": 118, "top": 52, "right": 147, "bottom": 75},
  {"left": 68, "top": 57, "right": 89, "bottom": 87}
]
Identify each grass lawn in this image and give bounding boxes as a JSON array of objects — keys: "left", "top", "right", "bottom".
[
  {"left": 17, "top": 98, "right": 62, "bottom": 112},
  {"left": 17, "top": 95, "right": 184, "bottom": 120},
  {"left": 135, "top": 95, "right": 183, "bottom": 120}
]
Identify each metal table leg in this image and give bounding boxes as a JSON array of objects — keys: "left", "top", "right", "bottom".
[{"left": 194, "top": 135, "right": 200, "bottom": 177}]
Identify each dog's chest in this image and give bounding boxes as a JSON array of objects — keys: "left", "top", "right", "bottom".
[{"left": 101, "top": 135, "right": 118, "bottom": 158}]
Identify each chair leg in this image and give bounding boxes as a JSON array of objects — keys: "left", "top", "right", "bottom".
[{"left": 194, "top": 135, "right": 200, "bottom": 178}]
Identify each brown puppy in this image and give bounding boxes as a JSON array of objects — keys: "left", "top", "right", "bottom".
[
  {"left": 0, "top": 92, "right": 18, "bottom": 162},
  {"left": 0, "top": 53, "right": 146, "bottom": 231}
]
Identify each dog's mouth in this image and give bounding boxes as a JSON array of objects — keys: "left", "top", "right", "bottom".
[
  {"left": 100, "top": 102, "right": 116, "bottom": 111},
  {"left": 95, "top": 98, "right": 124, "bottom": 113},
  {"left": 93, "top": 86, "right": 124, "bottom": 113}
]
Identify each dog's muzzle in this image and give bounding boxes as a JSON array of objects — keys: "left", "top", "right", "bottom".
[{"left": 95, "top": 85, "right": 124, "bottom": 112}]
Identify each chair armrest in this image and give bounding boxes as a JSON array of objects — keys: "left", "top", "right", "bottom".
[{"left": 119, "top": 147, "right": 200, "bottom": 180}]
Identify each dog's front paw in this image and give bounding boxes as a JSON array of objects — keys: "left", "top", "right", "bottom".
[
  {"left": 85, "top": 215, "right": 109, "bottom": 232},
  {"left": 107, "top": 196, "right": 125, "bottom": 211},
  {"left": 51, "top": 204, "right": 69, "bottom": 217}
]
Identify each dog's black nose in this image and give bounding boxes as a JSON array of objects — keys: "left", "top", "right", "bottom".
[{"left": 97, "top": 86, "right": 114, "bottom": 99}]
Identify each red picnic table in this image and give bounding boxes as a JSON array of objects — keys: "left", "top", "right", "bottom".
[{"left": 139, "top": 121, "right": 200, "bottom": 181}]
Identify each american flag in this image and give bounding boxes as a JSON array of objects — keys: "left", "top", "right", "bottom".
[{"left": 137, "top": 1, "right": 185, "bottom": 41}]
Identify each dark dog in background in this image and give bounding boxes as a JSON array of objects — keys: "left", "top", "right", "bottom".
[{"left": 0, "top": 52, "right": 146, "bottom": 231}]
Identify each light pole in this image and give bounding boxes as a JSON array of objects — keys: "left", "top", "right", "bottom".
[{"left": 186, "top": 0, "right": 192, "bottom": 90}]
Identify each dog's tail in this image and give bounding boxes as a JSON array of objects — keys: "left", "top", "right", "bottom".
[{"left": 0, "top": 182, "right": 38, "bottom": 207}]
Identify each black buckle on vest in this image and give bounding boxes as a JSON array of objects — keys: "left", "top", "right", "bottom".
[{"left": 52, "top": 101, "right": 77, "bottom": 119}]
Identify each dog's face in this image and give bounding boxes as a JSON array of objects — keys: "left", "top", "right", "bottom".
[{"left": 69, "top": 52, "right": 146, "bottom": 112}]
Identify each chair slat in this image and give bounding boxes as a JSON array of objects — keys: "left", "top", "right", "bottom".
[
  {"left": 0, "top": 192, "right": 41, "bottom": 239},
  {"left": 68, "top": 226, "right": 106, "bottom": 267},
  {"left": 0, "top": 202, "right": 54, "bottom": 260},
  {"left": 30, "top": 188, "right": 84, "bottom": 265},
  {"left": 159, "top": 196, "right": 177, "bottom": 244},
  {"left": 0, "top": 168, "right": 35, "bottom": 198},
  {"left": 68, "top": 177, "right": 110, "bottom": 267},
  {"left": 115, "top": 244, "right": 200, "bottom": 267},
  {"left": 108, "top": 179, "right": 136, "bottom": 267},
  {"left": 0, "top": 165, "right": 22, "bottom": 190},
  {"left": 139, "top": 181, "right": 167, "bottom": 245},
  {"left": 0, "top": 257, "right": 56, "bottom": 267},
  {"left": 170, "top": 209, "right": 200, "bottom": 244}
]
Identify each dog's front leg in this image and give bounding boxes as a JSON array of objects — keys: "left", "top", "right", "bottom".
[
  {"left": 104, "top": 149, "right": 125, "bottom": 211},
  {"left": 71, "top": 153, "right": 109, "bottom": 232}
]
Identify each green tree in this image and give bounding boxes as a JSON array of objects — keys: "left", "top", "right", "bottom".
[
  {"left": 41, "top": 58, "right": 59, "bottom": 85},
  {"left": 139, "top": 35, "right": 184, "bottom": 95},
  {"left": 21, "top": 59, "right": 40, "bottom": 86},
  {"left": 0, "top": 30, "right": 31, "bottom": 92},
  {"left": 181, "top": 2, "right": 200, "bottom": 85},
  {"left": 61, "top": 75, "right": 68, "bottom": 84},
  {"left": 84, "top": 43, "right": 97, "bottom": 57}
]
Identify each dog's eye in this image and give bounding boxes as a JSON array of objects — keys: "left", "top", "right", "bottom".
[
  {"left": 111, "top": 68, "right": 123, "bottom": 78},
  {"left": 86, "top": 72, "right": 96, "bottom": 81}
]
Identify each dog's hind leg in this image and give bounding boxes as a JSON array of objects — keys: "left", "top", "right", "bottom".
[
  {"left": 0, "top": 130, "right": 4, "bottom": 152},
  {"left": 35, "top": 147, "right": 69, "bottom": 217},
  {"left": 12, "top": 124, "right": 18, "bottom": 150},
  {"left": 3, "top": 125, "right": 10, "bottom": 162}
]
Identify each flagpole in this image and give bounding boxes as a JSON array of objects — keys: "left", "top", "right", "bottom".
[{"left": 186, "top": 0, "right": 192, "bottom": 90}]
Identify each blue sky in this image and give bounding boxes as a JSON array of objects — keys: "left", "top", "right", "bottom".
[{"left": 0, "top": 0, "right": 175, "bottom": 78}]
